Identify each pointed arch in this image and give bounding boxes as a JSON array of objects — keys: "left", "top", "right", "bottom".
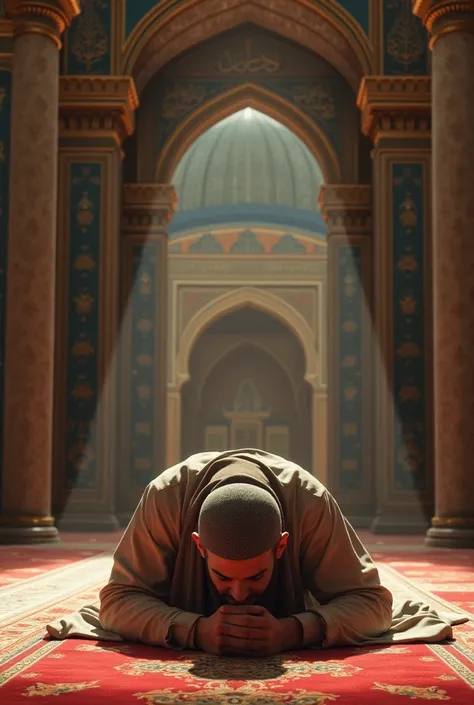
[
  {"left": 124, "top": 0, "right": 373, "bottom": 94},
  {"left": 175, "top": 287, "right": 320, "bottom": 389},
  {"left": 156, "top": 83, "right": 340, "bottom": 184},
  {"left": 197, "top": 339, "right": 299, "bottom": 409}
]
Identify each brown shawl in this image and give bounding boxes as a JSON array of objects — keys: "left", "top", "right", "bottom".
[{"left": 168, "top": 451, "right": 306, "bottom": 617}]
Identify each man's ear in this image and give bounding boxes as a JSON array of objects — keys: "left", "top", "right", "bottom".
[
  {"left": 275, "top": 532, "right": 290, "bottom": 559},
  {"left": 192, "top": 531, "right": 206, "bottom": 558}
]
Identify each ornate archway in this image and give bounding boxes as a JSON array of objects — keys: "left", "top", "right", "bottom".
[
  {"left": 167, "top": 287, "right": 327, "bottom": 481},
  {"left": 156, "top": 83, "right": 340, "bottom": 184},
  {"left": 184, "top": 339, "right": 310, "bottom": 466},
  {"left": 124, "top": 0, "right": 373, "bottom": 94},
  {"left": 174, "top": 287, "right": 320, "bottom": 389}
]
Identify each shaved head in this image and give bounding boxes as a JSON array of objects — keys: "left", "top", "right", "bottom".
[{"left": 197, "top": 482, "right": 283, "bottom": 560}]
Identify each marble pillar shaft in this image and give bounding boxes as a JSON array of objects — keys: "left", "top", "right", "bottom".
[
  {"left": 427, "top": 29, "right": 474, "bottom": 544},
  {"left": 0, "top": 33, "right": 59, "bottom": 541},
  {"left": 412, "top": 1, "right": 474, "bottom": 547}
]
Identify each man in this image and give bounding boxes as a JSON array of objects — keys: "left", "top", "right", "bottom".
[{"left": 48, "top": 449, "right": 465, "bottom": 653}]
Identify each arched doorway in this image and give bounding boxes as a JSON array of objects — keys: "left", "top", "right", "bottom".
[{"left": 181, "top": 307, "right": 313, "bottom": 471}]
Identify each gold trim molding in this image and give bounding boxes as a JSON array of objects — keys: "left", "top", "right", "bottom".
[
  {"left": 432, "top": 516, "right": 474, "bottom": 528},
  {"left": 319, "top": 185, "right": 372, "bottom": 234},
  {"left": 413, "top": 0, "right": 474, "bottom": 48},
  {"left": 59, "top": 76, "right": 139, "bottom": 145},
  {"left": 0, "top": 18, "right": 13, "bottom": 38},
  {"left": 357, "top": 76, "right": 432, "bottom": 144},
  {"left": 122, "top": 183, "right": 177, "bottom": 230},
  {"left": 0, "top": 514, "right": 55, "bottom": 527},
  {"left": 5, "top": 0, "right": 80, "bottom": 49}
]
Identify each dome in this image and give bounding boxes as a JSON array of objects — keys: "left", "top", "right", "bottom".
[{"left": 172, "top": 108, "right": 324, "bottom": 213}]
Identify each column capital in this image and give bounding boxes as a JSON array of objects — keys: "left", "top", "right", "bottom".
[
  {"left": 122, "top": 183, "right": 177, "bottom": 231},
  {"left": 59, "top": 76, "right": 139, "bottom": 146},
  {"left": 413, "top": 0, "right": 474, "bottom": 49},
  {"left": 5, "top": 0, "right": 80, "bottom": 49},
  {"left": 357, "top": 76, "right": 431, "bottom": 144},
  {"left": 319, "top": 185, "right": 372, "bottom": 234}
]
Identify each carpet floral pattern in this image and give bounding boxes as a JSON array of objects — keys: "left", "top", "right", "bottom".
[{"left": 0, "top": 544, "right": 472, "bottom": 703}]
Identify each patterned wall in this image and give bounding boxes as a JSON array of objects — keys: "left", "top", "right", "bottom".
[
  {"left": 169, "top": 228, "right": 327, "bottom": 255},
  {"left": 157, "top": 78, "right": 342, "bottom": 154},
  {"left": 61, "top": 1, "right": 429, "bottom": 77},
  {"left": 392, "top": 163, "right": 427, "bottom": 492},
  {"left": 129, "top": 244, "right": 158, "bottom": 487},
  {"left": 65, "top": 0, "right": 111, "bottom": 74},
  {"left": 338, "top": 245, "right": 365, "bottom": 492},
  {"left": 0, "top": 70, "right": 10, "bottom": 501},
  {"left": 65, "top": 163, "right": 102, "bottom": 490},
  {"left": 383, "top": 0, "right": 428, "bottom": 75}
]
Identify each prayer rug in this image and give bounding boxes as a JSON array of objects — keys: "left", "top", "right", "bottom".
[
  {"left": 0, "top": 551, "right": 473, "bottom": 703},
  {"left": 0, "top": 635, "right": 473, "bottom": 703}
]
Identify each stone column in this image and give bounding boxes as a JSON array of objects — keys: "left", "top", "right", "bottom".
[
  {"left": 117, "top": 184, "right": 176, "bottom": 526},
  {"left": 319, "top": 186, "right": 374, "bottom": 528},
  {"left": 53, "top": 76, "right": 138, "bottom": 531},
  {"left": 414, "top": 0, "right": 474, "bottom": 548},
  {"left": 0, "top": 1, "right": 79, "bottom": 544},
  {"left": 358, "top": 77, "right": 433, "bottom": 533}
]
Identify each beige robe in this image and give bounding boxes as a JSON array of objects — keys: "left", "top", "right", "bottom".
[{"left": 47, "top": 449, "right": 469, "bottom": 649}]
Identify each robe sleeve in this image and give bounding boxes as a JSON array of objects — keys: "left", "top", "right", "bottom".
[
  {"left": 294, "top": 489, "right": 393, "bottom": 648},
  {"left": 99, "top": 481, "right": 202, "bottom": 649}
]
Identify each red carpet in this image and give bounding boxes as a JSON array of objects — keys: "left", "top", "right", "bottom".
[
  {"left": 0, "top": 548, "right": 104, "bottom": 587},
  {"left": 1, "top": 638, "right": 473, "bottom": 703},
  {"left": 0, "top": 541, "right": 473, "bottom": 703}
]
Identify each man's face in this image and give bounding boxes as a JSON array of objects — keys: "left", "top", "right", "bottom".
[{"left": 192, "top": 532, "right": 289, "bottom": 605}]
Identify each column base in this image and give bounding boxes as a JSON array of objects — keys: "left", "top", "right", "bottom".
[
  {"left": 56, "top": 512, "right": 120, "bottom": 532},
  {"left": 426, "top": 526, "right": 474, "bottom": 549},
  {"left": 0, "top": 525, "right": 59, "bottom": 545},
  {"left": 371, "top": 512, "right": 430, "bottom": 535}
]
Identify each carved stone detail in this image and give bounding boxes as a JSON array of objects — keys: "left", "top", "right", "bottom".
[
  {"left": 5, "top": 0, "right": 80, "bottom": 48},
  {"left": 319, "top": 185, "right": 372, "bottom": 234},
  {"left": 128, "top": 0, "right": 372, "bottom": 94},
  {"left": 413, "top": 1, "right": 474, "bottom": 47},
  {"left": 357, "top": 76, "right": 431, "bottom": 142},
  {"left": 59, "top": 76, "right": 139, "bottom": 144},
  {"left": 122, "top": 183, "right": 177, "bottom": 230}
]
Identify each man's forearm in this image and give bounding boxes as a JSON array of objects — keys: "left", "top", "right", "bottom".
[
  {"left": 280, "top": 613, "right": 324, "bottom": 650},
  {"left": 99, "top": 584, "right": 201, "bottom": 648},
  {"left": 291, "top": 612, "right": 325, "bottom": 648}
]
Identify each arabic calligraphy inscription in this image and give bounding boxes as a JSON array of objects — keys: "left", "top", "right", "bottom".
[{"left": 217, "top": 39, "right": 281, "bottom": 75}]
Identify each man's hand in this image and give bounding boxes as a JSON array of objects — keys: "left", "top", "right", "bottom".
[{"left": 195, "top": 605, "right": 302, "bottom": 657}]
